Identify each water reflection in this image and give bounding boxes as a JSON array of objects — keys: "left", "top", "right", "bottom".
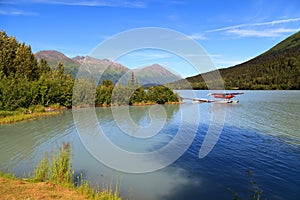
[
  {"left": 0, "top": 112, "right": 74, "bottom": 175},
  {"left": 95, "top": 104, "right": 181, "bottom": 153},
  {"left": 0, "top": 91, "right": 300, "bottom": 200},
  {"left": 73, "top": 104, "right": 200, "bottom": 173}
]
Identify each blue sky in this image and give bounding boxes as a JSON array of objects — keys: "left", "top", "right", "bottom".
[{"left": 1, "top": 0, "right": 300, "bottom": 77}]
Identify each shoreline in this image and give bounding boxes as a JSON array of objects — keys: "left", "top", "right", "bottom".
[
  {"left": 0, "top": 111, "right": 62, "bottom": 124},
  {"left": 0, "top": 176, "right": 89, "bottom": 200},
  {"left": 0, "top": 101, "right": 182, "bottom": 124}
]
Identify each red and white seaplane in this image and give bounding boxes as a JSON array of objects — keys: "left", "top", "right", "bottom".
[
  {"left": 182, "top": 92, "right": 244, "bottom": 104},
  {"left": 208, "top": 92, "right": 244, "bottom": 103}
]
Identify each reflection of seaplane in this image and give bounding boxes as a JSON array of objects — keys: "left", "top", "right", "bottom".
[
  {"left": 208, "top": 92, "right": 244, "bottom": 104},
  {"left": 181, "top": 92, "right": 244, "bottom": 104}
]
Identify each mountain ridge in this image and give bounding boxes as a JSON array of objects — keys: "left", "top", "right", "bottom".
[
  {"left": 35, "top": 50, "right": 180, "bottom": 85},
  {"left": 185, "top": 31, "right": 300, "bottom": 90}
]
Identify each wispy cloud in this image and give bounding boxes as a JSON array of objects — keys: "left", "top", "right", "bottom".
[
  {"left": 208, "top": 17, "right": 300, "bottom": 32},
  {"left": 1, "top": 0, "right": 147, "bottom": 8},
  {"left": 187, "top": 33, "right": 207, "bottom": 40},
  {"left": 207, "top": 17, "right": 300, "bottom": 38},
  {"left": 227, "top": 28, "right": 299, "bottom": 37},
  {"left": 0, "top": 9, "right": 38, "bottom": 16}
]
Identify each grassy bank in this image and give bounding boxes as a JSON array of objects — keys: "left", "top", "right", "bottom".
[
  {"left": 0, "top": 143, "right": 121, "bottom": 200},
  {"left": 0, "top": 111, "right": 61, "bottom": 124},
  {"left": 0, "top": 174, "right": 89, "bottom": 200},
  {"left": 0, "top": 105, "right": 64, "bottom": 124}
]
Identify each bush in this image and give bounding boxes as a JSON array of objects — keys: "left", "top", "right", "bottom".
[
  {"left": 33, "top": 142, "right": 73, "bottom": 186},
  {"left": 0, "top": 110, "right": 16, "bottom": 117},
  {"left": 148, "top": 85, "right": 180, "bottom": 104},
  {"left": 50, "top": 142, "right": 74, "bottom": 185},
  {"left": 29, "top": 105, "right": 45, "bottom": 113},
  {"left": 34, "top": 154, "right": 49, "bottom": 182}
]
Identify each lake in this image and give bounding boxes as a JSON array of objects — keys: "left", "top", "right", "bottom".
[{"left": 0, "top": 90, "right": 300, "bottom": 200}]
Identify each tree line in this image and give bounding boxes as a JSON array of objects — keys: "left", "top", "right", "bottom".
[
  {"left": 185, "top": 31, "right": 300, "bottom": 90},
  {"left": 73, "top": 72, "right": 180, "bottom": 107},
  {"left": 0, "top": 31, "right": 180, "bottom": 112}
]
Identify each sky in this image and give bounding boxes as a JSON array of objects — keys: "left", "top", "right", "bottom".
[{"left": 1, "top": 0, "right": 300, "bottom": 77}]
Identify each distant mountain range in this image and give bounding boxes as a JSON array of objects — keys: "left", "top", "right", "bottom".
[
  {"left": 35, "top": 50, "right": 181, "bottom": 86},
  {"left": 36, "top": 30, "right": 300, "bottom": 89},
  {"left": 185, "top": 31, "right": 300, "bottom": 90}
]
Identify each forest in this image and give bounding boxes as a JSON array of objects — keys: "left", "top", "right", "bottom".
[
  {"left": 185, "top": 31, "right": 300, "bottom": 90},
  {"left": 0, "top": 31, "right": 180, "bottom": 114}
]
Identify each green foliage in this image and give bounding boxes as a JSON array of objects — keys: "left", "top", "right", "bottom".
[
  {"left": 33, "top": 142, "right": 74, "bottom": 186},
  {"left": 111, "top": 83, "right": 132, "bottom": 105},
  {"left": 96, "top": 80, "right": 114, "bottom": 106},
  {"left": 77, "top": 174, "right": 121, "bottom": 200},
  {"left": 0, "top": 110, "right": 16, "bottom": 117},
  {"left": 0, "top": 171, "right": 16, "bottom": 180},
  {"left": 148, "top": 85, "right": 180, "bottom": 104},
  {"left": 129, "top": 87, "right": 148, "bottom": 105},
  {"left": 34, "top": 154, "right": 49, "bottom": 182},
  {"left": 29, "top": 105, "right": 45, "bottom": 113},
  {"left": 110, "top": 73, "right": 179, "bottom": 105},
  {"left": 32, "top": 143, "right": 121, "bottom": 199},
  {"left": 0, "top": 31, "right": 180, "bottom": 112},
  {"left": 49, "top": 142, "right": 74, "bottom": 186},
  {"left": 0, "top": 31, "right": 74, "bottom": 111},
  {"left": 72, "top": 77, "right": 96, "bottom": 107},
  {"left": 0, "top": 111, "right": 61, "bottom": 124}
]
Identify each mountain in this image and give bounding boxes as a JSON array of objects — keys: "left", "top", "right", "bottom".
[
  {"left": 35, "top": 50, "right": 80, "bottom": 76},
  {"left": 133, "top": 64, "right": 182, "bottom": 86},
  {"left": 102, "top": 63, "right": 182, "bottom": 86},
  {"left": 73, "top": 56, "right": 129, "bottom": 84},
  {"left": 185, "top": 31, "right": 300, "bottom": 90},
  {"left": 35, "top": 51, "right": 129, "bottom": 83},
  {"left": 35, "top": 51, "right": 181, "bottom": 86}
]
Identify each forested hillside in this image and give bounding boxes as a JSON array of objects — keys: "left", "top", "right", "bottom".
[{"left": 186, "top": 31, "right": 300, "bottom": 90}]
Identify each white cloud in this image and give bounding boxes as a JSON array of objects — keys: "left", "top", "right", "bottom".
[
  {"left": 0, "top": 9, "right": 38, "bottom": 16},
  {"left": 227, "top": 28, "right": 300, "bottom": 38},
  {"left": 207, "top": 17, "right": 300, "bottom": 38},
  {"left": 187, "top": 33, "right": 207, "bottom": 40},
  {"left": 207, "top": 17, "right": 300, "bottom": 33},
  {"left": 2, "top": 0, "right": 147, "bottom": 8}
]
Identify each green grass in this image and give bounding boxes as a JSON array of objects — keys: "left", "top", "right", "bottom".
[
  {"left": 33, "top": 142, "right": 121, "bottom": 200},
  {"left": 0, "top": 105, "right": 61, "bottom": 124},
  {"left": 0, "top": 171, "right": 16, "bottom": 180},
  {"left": 0, "top": 111, "right": 61, "bottom": 124},
  {"left": 34, "top": 153, "right": 49, "bottom": 182},
  {"left": 33, "top": 142, "right": 73, "bottom": 186},
  {"left": 77, "top": 175, "right": 121, "bottom": 200}
]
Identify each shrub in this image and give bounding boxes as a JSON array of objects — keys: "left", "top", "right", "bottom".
[
  {"left": 34, "top": 153, "right": 49, "bottom": 182},
  {"left": 0, "top": 110, "right": 16, "bottom": 117},
  {"left": 49, "top": 142, "right": 74, "bottom": 186}
]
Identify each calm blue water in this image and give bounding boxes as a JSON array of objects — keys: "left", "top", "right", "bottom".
[{"left": 0, "top": 90, "right": 299, "bottom": 200}]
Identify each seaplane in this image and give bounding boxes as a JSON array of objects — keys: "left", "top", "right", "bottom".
[
  {"left": 181, "top": 97, "right": 215, "bottom": 103},
  {"left": 181, "top": 92, "right": 244, "bottom": 104},
  {"left": 208, "top": 92, "right": 244, "bottom": 104}
]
